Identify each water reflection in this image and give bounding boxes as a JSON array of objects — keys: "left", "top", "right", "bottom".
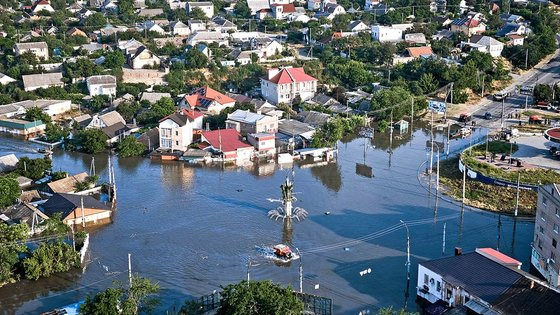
[
  {"left": 309, "top": 162, "right": 342, "bottom": 192},
  {"left": 160, "top": 162, "right": 195, "bottom": 189}
]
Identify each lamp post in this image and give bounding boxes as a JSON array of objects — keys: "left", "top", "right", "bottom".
[
  {"left": 295, "top": 248, "right": 303, "bottom": 293},
  {"left": 400, "top": 220, "right": 410, "bottom": 281}
]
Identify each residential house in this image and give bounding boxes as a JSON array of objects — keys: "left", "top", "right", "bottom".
[
  {"left": 72, "top": 114, "right": 93, "bottom": 129},
  {"left": 0, "top": 118, "right": 45, "bottom": 138},
  {"left": 66, "top": 27, "right": 88, "bottom": 37},
  {"left": 417, "top": 248, "right": 560, "bottom": 314},
  {"left": 200, "top": 129, "right": 254, "bottom": 162},
  {"left": 320, "top": 3, "right": 345, "bottom": 20},
  {"left": 308, "top": 93, "right": 340, "bottom": 108},
  {"left": 532, "top": 184, "right": 560, "bottom": 287},
  {"left": 22, "top": 72, "right": 64, "bottom": 91},
  {"left": 67, "top": 2, "right": 83, "bottom": 13},
  {"left": 158, "top": 109, "right": 203, "bottom": 152},
  {"left": 277, "top": 119, "right": 315, "bottom": 150},
  {"left": 14, "top": 41, "right": 49, "bottom": 60},
  {"left": 102, "top": 122, "right": 132, "bottom": 144},
  {"left": 461, "top": 35, "right": 504, "bottom": 57},
  {"left": 1, "top": 203, "right": 49, "bottom": 235},
  {"left": 138, "top": 127, "right": 160, "bottom": 151},
  {"left": 101, "top": 0, "right": 118, "bottom": 12},
  {"left": 507, "top": 34, "right": 525, "bottom": 46},
  {"left": 187, "top": 31, "right": 228, "bottom": 46},
  {"left": 86, "top": 75, "right": 117, "bottom": 96},
  {"left": 247, "top": 0, "right": 270, "bottom": 14},
  {"left": 170, "top": 21, "right": 191, "bottom": 36},
  {"left": 32, "top": 0, "right": 55, "bottom": 13},
  {"left": 129, "top": 46, "right": 161, "bottom": 69},
  {"left": 2, "top": 99, "right": 71, "bottom": 117},
  {"left": 210, "top": 16, "right": 237, "bottom": 33},
  {"left": 434, "top": 15, "right": 453, "bottom": 27},
  {"left": 394, "top": 46, "right": 435, "bottom": 64},
  {"left": 47, "top": 172, "right": 90, "bottom": 194},
  {"left": 296, "top": 110, "right": 331, "bottom": 127},
  {"left": 247, "top": 133, "right": 276, "bottom": 157},
  {"left": 225, "top": 109, "right": 278, "bottom": 135},
  {"left": 139, "top": 20, "right": 166, "bottom": 35},
  {"left": 0, "top": 73, "right": 16, "bottom": 85},
  {"left": 260, "top": 67, "right": 318, "bottom": 105},
  {"left": 371, "top": 24, "right": 413, "bottom": 42},
  {"left": 118, "top": 38, "right": 144, "bottom": 54},
  {"left": 40, "top": 193, "right": 112, "bottom": 227},
  {"left": 168, "top": 0, "right": 186, "bottom": 10},
  {"left": 497, "top": 22, "right": 528, "bottom": 37},
  {"left": 500, "top": 13, "right": 524, "bottom": 24},
  {"left": 180, "top": 86, "right": 236, "bottom": 115},
  {"left": 138, "top": 8, "right": 164, "bottom": 17},
  {"left": 187, "top": 2, "right": 214, "bottom": 18},
  {"left": 254, "top": 39, "right": 284, "bottom": 59},
  {"left": 364, "top": 0, "right": 381, "bottom": 10},
  {"left": 86, "top": 111, "right": 126, "bottom": 129},
  {"left": 404, "top": 33, "right": 427, "bottom": 45},
  {"left": 188, "top": 19, "right": 207, "bottom": 32},
  {"left": 140, "top": 92, "right": 171, "bottom": 104},
  {"left": 451, "top": 17, "right": 486, "bottom": 36},
  {"left": 269, "top": 3, "right": 296, "bottom": 20},
  {"left": 0, "top": 154, "right": 19, "bottom": 173},
  {"left": 348, "top": 20, "right": 369, "bottom": 33}
]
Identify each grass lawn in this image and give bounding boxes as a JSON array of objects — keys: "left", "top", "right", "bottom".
[
  {"left": 439, "top": 157, "right": 537, "bottom": 215},
  {"left": 462, "top": 141, "right": 559, "bottom": 185}
]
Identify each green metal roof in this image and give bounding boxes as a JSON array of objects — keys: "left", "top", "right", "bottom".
[{"left": 0, "top": 119, "right": 44, "bottom": 130}]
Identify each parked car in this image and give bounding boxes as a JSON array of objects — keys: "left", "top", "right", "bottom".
[
  {"left": 520, "top": 85, "right": 534, "bottom": 95},
  {"left": 493, "top": 91, "right": 509, "bottom": 101},
  {"left": 484, "top": 112, "right": 492, "bottom": 119},
  {"left": 458, "top": 112, "right": 472, "bottom": 122}
]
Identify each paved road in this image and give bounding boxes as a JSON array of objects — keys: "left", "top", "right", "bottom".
[{"left": 468, "top": 50, "right": 560, "bottom": 130}]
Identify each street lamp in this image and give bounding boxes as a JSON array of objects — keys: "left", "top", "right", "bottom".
[
  {"left": 400, "top": 220, "right": 411, "bottom": 281},
  {"left": 295, "top": 248, "right": 303, "bottom": 293}
]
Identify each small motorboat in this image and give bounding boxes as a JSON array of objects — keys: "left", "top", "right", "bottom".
[
  {"left": 273, "top": 244, "right": 294, "bottom": 260},
  {"left": 38, "top": 148, "right": 53, "bottom": 155}
]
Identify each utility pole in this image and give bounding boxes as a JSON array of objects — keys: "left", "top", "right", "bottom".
[
  {"left": 429, "top": 111, "right": 434, "bottom": 174},
  {"left": 436, "top": 148, "right": 440, "bottom": 192},
  {"left": 446, "top": 123, "right": 450, "bottom": 156},
  {"left": 400, "top": 220, "right": 411, "bottom": 281},
  {"left": 462, "top": 163, "right": 467, "bottom": 203},
  {"left": 501, "top": 98, "right": 505, "bottom": 129},
  {"left": 485, "top": 129, "right": 489, "bottom": 160},
  {"left": 80, "top": 196, "right": 85, "bottom": 228},
  {"left": 514, "top": 172, "right": 520, "bottom": 216},
  {"left": 481, "top": 75, "right": 485, "bottom": 97},
  {"left": 90, "top": 157, "right": 95, "bottom": 176},
  {"left": 525, "top": 49, "right": 529, "bottom": 69},
  {"left": 525, "top": 95, "right": 528, "bottom": 110},
  {"left": 296, "top": 248, "right": 303, "bottom": 293},
  {"left": 442, "top": 223, "right": 446, "bottom": 255},
  {"left": 128, "top": 253, "right": 132, "bottom": 288}
]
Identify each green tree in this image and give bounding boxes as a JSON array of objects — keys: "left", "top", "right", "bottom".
[
  {"left": 185, "top": 47, "right": 209, "bottom": 69},
  {"left": 217, "top": 280, "right": 303, "bottom": 315},
  {"left": 378, "top": 306, "right": 418, "bottom": 315},
  {"left": 0, "top": 223, "right": 29, "bottom": 283},
  {"left": 23, "top": 240, "right": 80, "bottom": 280},
  {"left": 139, "top": 97, "right": 176, "bottom": 125},
  {"left": 104, "top": 51, "right": 126, "bottom": 70},
  {"left": 234, "top": 0, "right": 251, "bottom": 18},
  {"left": 79, "top": 276, "right": 160, "bottom": 315},
  {"left": 85, "top": 12, "right": 107, "bottom": 29},
  {"left": 533, "top": 84, "right": 553, "bottom": 103},
  {"left": 332, "top": 13, "right": 351, "bottom": 31},
  {"left": 117, "top": 136, "right": 146, "bottom": 157},
  {"left": 40, "top": 213, "right": 69, "bottom": 237},
  {"left": 25, "top": 107, "right": 51, "bottom": 124},
  {"left": 418, "top": 73, "right": 437, "bottom": 94},
  {"left": 44, "top": 123, "right": 68, "bottom": 143},
  {"left": 16, "top": 157, "right": 52, "bottom": 180},
  {"left": 76, "top": 129, "right": 108, "bottom": 154},
  {"left": 0, "top": 176, "right": 20, "bottom": 208},
  {"left": 117, "top": 101, "right": 141, "bottom": 122},
  {"left": 189, "top": 7, "right": 208, "bottom": 21}
]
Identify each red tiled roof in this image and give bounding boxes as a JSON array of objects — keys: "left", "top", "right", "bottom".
[
  {"left": 183, "top": 109, "right": 203, "bottom": 120},
  {"left": 184, "top": 86, "right": 236, "bottom": 107},
  {"left": 271, "top": 3, "right": 296, "bottom": 13},
  {"left": 508, "top": 34, "right": 524, "bottom": 39},
  {"left": 201, "top": 129, "right": 252, "bottom": 153},
  {"left": 466, "top": 19, "right": 480, "bottom": 27},
  {"left": 266, "top": 67, "right": 317, "bottom": 85},
  {"left": 406, "top": 46, "right": 434, "bottom": 58}
]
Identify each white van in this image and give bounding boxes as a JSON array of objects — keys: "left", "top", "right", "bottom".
[{"left": 493, "top": 91, "right": 509, "bottom": 101}]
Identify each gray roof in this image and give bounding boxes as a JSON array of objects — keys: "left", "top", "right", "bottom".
[
  {"left": 297, "top": 111, "right": 330, "bottom": 127},
  {"left": 15, "top": 41, "right": 48, "bottom": 51},
  {"left": 188, "top": 1, "right": 213, "bottom": 6},
  {"left": 1, "top": 203, "right": 48, "bottom": 227},
  {"left": 99, "top": 111, "right": 126, "bottom": 127},
  {"left": 227, "top": 109, "right": 267, "bottom": 124},
  {"left": 0, "top": 104, "right": 23, "bottom": 116},
  {"left": 0, "top": 154, "right": 18, "bottom": 173},
  {"left": 7, "top": 99, "right": 68, "bottom": 110},
  {"left": 102, "top": 122, "right": 129, "bottom": 138},
  {"left": 87, "top": 75, "right": 116, "bottom": 85},
  {"left": 421, "top": 252, "right": 523, "bottom": 303},
  {"left": 278, "top": 119, "right": 315, "bottom": 136},
  {"left": 41, "top": 193, "right": 111, "bottom": 218},
  {"left": 22, "top": 73, "right": 63, "bottom": 89},
  {"left": 310, "top": 93, "right": 340, "bottom": 107},
  {"left": 471, "top": 35, "right": 504, "bottom": 46},
  {"left": 140, "top": 92, "right": 171, "bottom": 104},
  {"left": 138, "top": 8, "right": 164, "bottom": 17}
]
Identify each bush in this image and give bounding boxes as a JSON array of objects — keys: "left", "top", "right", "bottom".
[
  {"left": 116, "top": 136, "right": 146, "bottom": 157},
  {"left": 23, "top": 241, "right": 80, "bottom": 280},
  {"left": 16, "top": 156, "right": 52, "bottom": 180},
  {"left": 0, "top": 176, "right": 20, "bottom": 208},
  {"left": 75, "top": 129, "right": 108, "bottom": 154}
]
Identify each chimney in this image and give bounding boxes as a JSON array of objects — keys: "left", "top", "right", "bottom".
[
  {"left": 455, "top": 247, "right": 462, "bottom": 256},
  {"left": 267, "top": 68, "right": 280, "bottom": 80}
]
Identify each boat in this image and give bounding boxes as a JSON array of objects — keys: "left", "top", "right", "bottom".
[
  {"left": 38, "top": 148, "right": 53, "bottom": 155},
  {"left": 274, "top": 244, "right": 294, "bottom": 259}
]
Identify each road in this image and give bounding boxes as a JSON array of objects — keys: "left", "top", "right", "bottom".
[{"left": 468, "top": 50, "right": 560, "bottom": 130}]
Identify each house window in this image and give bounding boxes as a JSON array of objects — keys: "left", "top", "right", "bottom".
[
  {"left": 552, "top": 252, "right": 556, "bottom": 262},
  {"left": 554, "top": 224, "right": 559, "bottom": 234},
  {"left": 540, "top": 226, "right": 544, "bottom": 234},
  {"left": 539, "top": 239, "right": 543, "bottom": 249},
  {"left": 543, "top": 197, "right": 548, "bottom": 206},
  {"left": 424, "top": 274, "right": 429, "bottom": 285},
  {"left": 553, "top": 239, "right": 557, "bottom": 248},
  {"left": 175, "top": 141, "right": 179, "bottom": 145},
  {"left": 436, "top": 281, "right": 441, "bottom": 292},
  {"left": 176, "top": 131, "right": 178, "bottom": 136},
  {"left": 556, "top": 208, "right": 559, "bottom": 217},
  {"left": 446, "top": 289, "right": 452, "bottom": 299}
]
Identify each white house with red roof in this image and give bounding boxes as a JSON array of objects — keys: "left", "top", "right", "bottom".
[
  {"left": 32, "top": 0, "right": 55, "bottom": 13},
  {"left": 200, "top": 129, "right": 254, "bottom": 163},
  {"left": 180, "top": 86, "right": 236, "bottom": 115},
  {"left": 260, "top": 67, "right": 318, "bottom": 105},
  {"left": 158, "top": 109, "right": 203, "bottom": 152}
]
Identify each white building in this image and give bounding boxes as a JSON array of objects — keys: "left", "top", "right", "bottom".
[
  {"left": 371, "top": 24, "right": 412, "bottom": 42},
  {"left": 22, "top": 73, "right": 63, "bottom": 91},
  {"left": 461, "top": 35, "right": 504, "bottom": 58},
  {"left": 86, "top": 75, "right": 117, "bottom": 96},
  {"left": 129, "top": 46, "right": 161, "bottom": 69},
  {"left": 32, "top": 0, "right": 55, "bottom": 13},
  {"left": 86, "top": 111, "right": 127, "bottom": 129},
  {"left": 139, "top": 20, "right": 166, "bottom": 35},
  {"left": 158, "top": 110, "right": 203, "bottom": 152},
  {"left": 0, "top": 99, "right": 71, "bottom": 117},
  {"left": 14, "top": 42, "right": 49, "bottom": 60},
  {"left": 260, "top": 67, "right": 318, "bottom": 105},
  {"left": 0, "top": 73, "right": 16, "bottom": 85},
  {"left": 170, "top": 21, "right": 191, "bottom": 36},
  {"left": 186, "top": 2, "right": 214, "bottom": 18}
]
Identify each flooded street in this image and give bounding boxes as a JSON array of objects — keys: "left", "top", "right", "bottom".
[{"left": 0, "top": 124, "right": 535, "bottom": 314}]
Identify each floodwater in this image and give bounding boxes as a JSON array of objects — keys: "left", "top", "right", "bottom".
[{"left": 0, "top": 123, "right": 535, "bottom": 314}]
